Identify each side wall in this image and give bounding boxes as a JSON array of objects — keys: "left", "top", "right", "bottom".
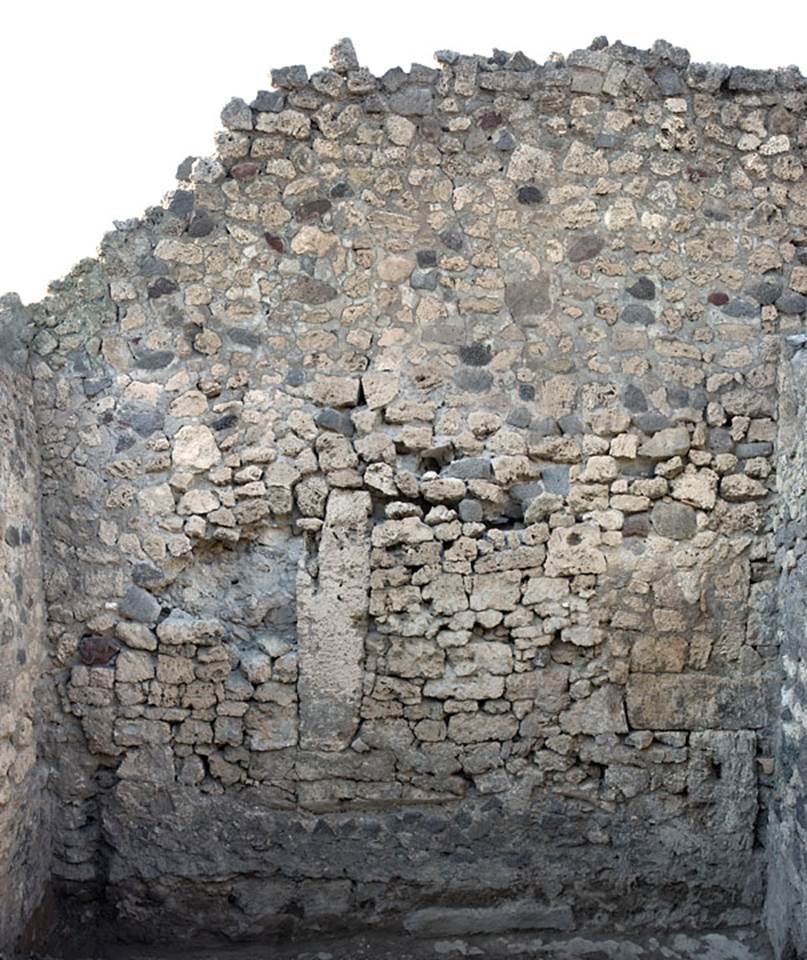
[
  {"left": 766, "top": 339, "right": 807, "bottom": 960},
  {"left": 0, "top": 296, "right": 51, "bottom": 955}
]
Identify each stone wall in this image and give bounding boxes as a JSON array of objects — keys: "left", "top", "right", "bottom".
[
  {"left": 765, "top": 337, "right": 807, "bottom": 960},
  {"left": 0, "top": 296, "right": 51, "bottom": 955},
  {"left": 7, "top": 36, "right": 807, "bottom": 948}
]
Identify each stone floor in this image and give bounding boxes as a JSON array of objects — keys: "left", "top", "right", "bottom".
[{"left": 41, "top": 927, "right": 774, "bottom": 960}]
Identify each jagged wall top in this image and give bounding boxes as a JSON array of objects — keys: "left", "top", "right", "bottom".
[{"left": 10, "top": 34, "right": 807, "bottom": 318}]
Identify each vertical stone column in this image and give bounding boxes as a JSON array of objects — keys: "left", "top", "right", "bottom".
[
  {"left": 0, "top": 294, "right": 51, "bottom": 954},
  {"left": 766, "top": 339, "right": 807, "bottom": 960},
  {"left": 297, "top": 490, "right": 371, "bottom": 751}
]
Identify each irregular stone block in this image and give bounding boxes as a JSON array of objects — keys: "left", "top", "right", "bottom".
[
  {"left": 447, "top": 712, "right": 518, "bottom": 743},
  {"left": 559, "top": 685, "right": 627, "bottom": 735},
  {"left": 626, "top": 674, "right": 766, "bottom": 730},
  {"left": 298, "top": 491, "right": 371, "bottom": 751}
]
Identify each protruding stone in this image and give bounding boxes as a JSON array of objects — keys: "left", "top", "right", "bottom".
[
  {"left": 119, "top": 585, "right": 161, "bottom": 624},
  {"left": 330, "top": 38, "right": 359, "bottom": 74},
  {"left": 220, "top": 97, "right": 253, "bottom": 131}
]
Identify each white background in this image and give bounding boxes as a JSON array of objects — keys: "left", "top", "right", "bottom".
[{"left": 1, "top": 0, "right": 804, "bottom": 302}]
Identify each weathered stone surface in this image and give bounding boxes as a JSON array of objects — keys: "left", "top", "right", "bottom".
[
  {"left": 404, "top": 901, "right": 574, "bottom": 935},
  {"left": 567, "top": 235, "right": 604, "bottom": 262},
  {"left": 0, "top": 34, "right": 799, "bottom": 953},
  {"left": 119, "top": 585, "right": 161, "bottom": 624},
  {"left": 626, "top": 675, "right": 766, "bottom": 730},
  {"left": 651, "top": 501, "right": 697, "bottom": 539},
  {"left": 545, "top": 524, "right": 606, "bottom": 576},
  {"left": 559, "top": 685, "right": 628, "bottom": 735},
  {"left": 172, "top": 424, "right": 220, "bottom": 471},
  {"left": 638, "top": 427, "right": 690, "bottom": 460},
  {"left": 298, "top": 491, "right": 371, "bottom": 751},
  {"left": 505, "top": 277, "right": 552, "bottom": 322}
]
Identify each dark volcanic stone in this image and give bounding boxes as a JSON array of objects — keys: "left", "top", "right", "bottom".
[
  {"left": 531, "top": 417, "right": 560, "bottom": 438},
  {"left": 776, "top": 292, "right": 807, "bottom": 314},
  {"left": 251, "top": 90, "right": 285, "bottom": 112},
  {"left": 213, "top": 414, "right": 239, "bottom": 432},
  {"left": 627, "top": 277, "right": 656, "bottom": 300},
  {"left": 707, "top": 428, "right": 734, "bottom": 453},
  {"left": 454, "top": 368, "right": 493, "bottom": 393},
  {"left": 132, "top": 564, "right": 163, "bottom": 588},
  {"left": 541, "top": 466, "right": 570, "bottom": 496},
  {"left": 147, "top": 277, "right": 178, "bottom": 299},
  {"left": 411, "top": 270, "right": 438, "bottom": 291},
  {"left": 479, "top": 111, "right": 502, "bottom": 130},
  {"left": 622, "top": 513, "right": 650, "bottom": 537},
  {"left": 295, "top": 199, "right": 332, "bottom": 221},
  {"left": 445, "top": 458, "right": 493, "bottom": 480},
  {"left": 188, "top": 212, "right": 215, "bottom": 237},
  {"left": 458, "top": 499, "right": 483, "bottom": 522},
  {"left": 651, "top": 502, "right": 697, "bottom": 540},
  {"left": 506, "top": 406, "right": 532, "bottom": 429},
  {"left": 133, "top": 350, "right": 174, "bottom": 370},
  {"left": 654, "top": 66, "right": 685, "bottom": 95},
  {"left": 459, "top": 343, "right": 492, "bottom": 367},
  {"left": 666, "top": 387, "right": 690, "bottom": 408},
  {"left": 78, "top": 636, "right": 120, "bottom": 667},
  {"left": 519, "top": 384, "right": 536, "bottom": 401},
  {"left": 227, "top": 329, "right": 261, "bottom": 348},
  {"left": 264, "top": 233, "right": 284, "bottom": 253},
  {"left": 722, "top": 299, "right": 757, "bottom": 318},
  {"left": 140, "top": 256, "right": 169, "bottom": 277},
  {"left": 417, "top": 249, "right": 438, "bottom": 268},
  {"left": 635, "top": 412, "right": 672, "bottom": 433},
  {"left": 4, "top": 526, "right": 20, "bottom": 547},
  {"left": 120, "top": 406, "right": 164, "bottom": 438},
  {"left": 621, "top": 304, "right": 656, "bottom": 325},
  {"left": 119, "top": 585, "right": 161, "bottom": 624},
  {"left": 728, "top": 67, "right": 775, "bottom": 92},
  {"left": 83, "top": 377, "right": 113, "bottom": 398},
  {"left": 747, "top": 280, "right": 783, "bottom": 305},
  {"left": 494, "top": 130, "right": 516, "bottom": 151},
  {"left": 271, "top": 65, "right": 308, "bottom": 89},
  {"left": 175, "top": 156, "right": 195, "bottom": 180},
  {"left": 510, "top": 482, "right": 542, "bottom": 505},
  {"left": 285, "top": 369, "right": 305, "bottom": 387},
  {"left": 440, "top": 230, "right": 465, "bottom": 252},
  {"left": 330, "top": 182, "right": 353, "bottom": 199},
  {"left": 623, "top": 384, "right": 648, "bottom": 412},
  {"left": 315, "top": 408, "right": 354, "bottom": 437},
  {"left": 708, "top": 292, "right": 729, "bottom": 306},
  {"left": 558, "top": 415, "right": 583, "bottom": 435},
  {"left": 517, "top": 185, "right": 543, "bottom": 205},
  {"left": 623, "top": 513, "right": 650, "bottom": 537},
  {"left": 594, "top": 133, "right": 622, "bottom": 149},
  {"left": 168, "top": 190, "right": 194, "bottom": 217},
  {"left": 567, "top": 235, "right": 604, "bottom": 263},
  {"left": 389, "top": 87, "right": 434, "bottom": 116},
  {"left": 735, "top": 442, "right": 774, "bottom": 458}
]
